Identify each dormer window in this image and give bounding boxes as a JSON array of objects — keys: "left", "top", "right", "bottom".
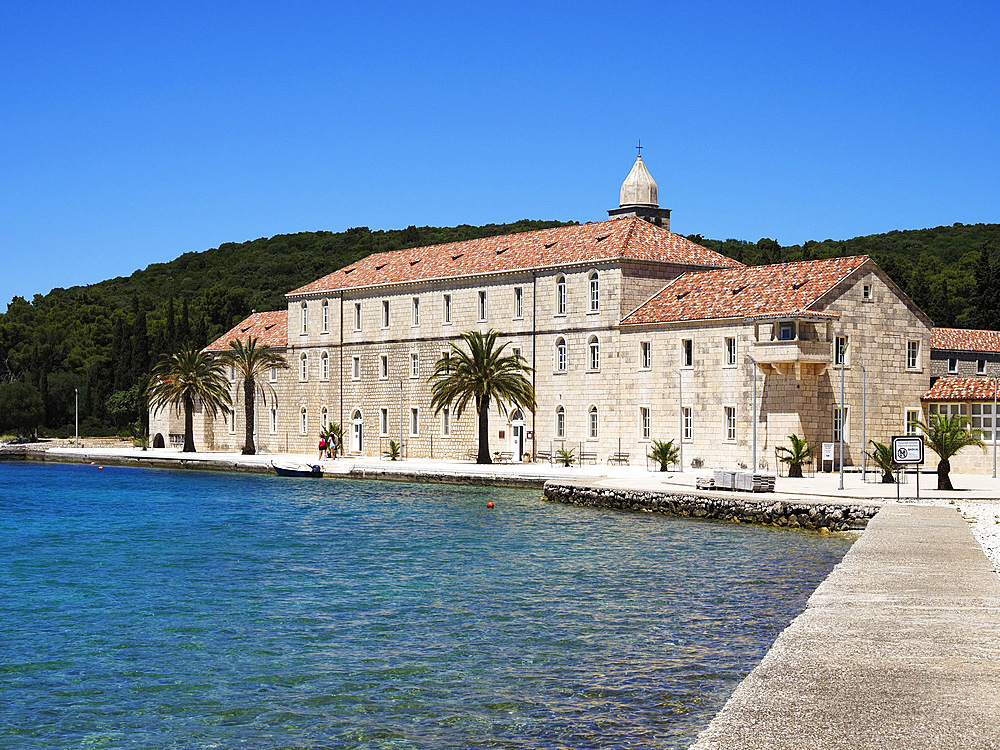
[{"left": 779, "top": 322, "right": 794, "bottom": 341}]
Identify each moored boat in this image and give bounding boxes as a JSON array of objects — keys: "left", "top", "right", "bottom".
[{"left": 271, "top": 461, "right": 323, "bottom": 478}]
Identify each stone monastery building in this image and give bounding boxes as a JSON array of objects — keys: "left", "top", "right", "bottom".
[{"left": 150, "top": 156, "right": 997, "bottom": 473}]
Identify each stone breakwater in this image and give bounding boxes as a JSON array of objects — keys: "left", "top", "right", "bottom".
[{"left": 543, "top": 482, "right": 879, "bottom": 531}]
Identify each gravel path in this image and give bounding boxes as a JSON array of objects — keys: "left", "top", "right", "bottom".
[{"left": 956, "top": 502, "right": 1000, "bottom": 573}]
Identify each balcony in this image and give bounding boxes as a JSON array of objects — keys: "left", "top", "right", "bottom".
[{"left": 750, "top": 339, "right": 832, "bottom": 379}]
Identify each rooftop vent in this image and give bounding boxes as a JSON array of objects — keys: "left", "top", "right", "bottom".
[
  {"left": 544, "top": 242, "right": 557, "bottom": 248},
  {"left": 343, "top": 268, "right": 354, "bottom": 275},
  {"left": 675, "top": 290, "right": 690, "bottom": 300},
  {"left": 452, "top": 253, "right": 464, "bottom": 260},
  {"left": 731, "top": 285, "right": 746, "bottom": 295},
  {"left": 409, "top": 259, "right": 421, "bottom": 266},
  {"left": 791, "top": 280, "right": 806, "bottom": 289},
  {"left": 496, "top": 247, "right": 507, "bottom": 255},
  {"left": 596, "top": 233, "right": 611, "bottom": 242},
  {"left": 375, "top": 263, "right": 386, "bottom": 270}
]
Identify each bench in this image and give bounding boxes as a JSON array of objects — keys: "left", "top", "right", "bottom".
[
  {"left": 607, "top": 452, "right": 630, "bottom": 465},
  {"left": 535, "top": 450, "right": 552, "bottom": 463},
  {"left": 580, "top": 451, "right": 597, "bottom": 465},
  {"left": 495, "top": 451, "right": 513, "bottom": 464}
]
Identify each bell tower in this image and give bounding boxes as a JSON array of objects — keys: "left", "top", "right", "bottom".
[{"left": 607, "top": 146, "right": 671, "bottom": 229}]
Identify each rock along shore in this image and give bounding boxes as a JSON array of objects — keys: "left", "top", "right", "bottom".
[{"left": 543, "top": 480, "right": 879, "bottom": 531}]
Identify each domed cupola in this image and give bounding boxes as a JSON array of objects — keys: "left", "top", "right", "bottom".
[{"left": 608, "top": 149, "right": 672, "bottom": 229}]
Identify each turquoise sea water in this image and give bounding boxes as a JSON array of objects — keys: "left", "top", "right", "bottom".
[{"left": 1, "top": 462, "right": 852, "bottom": 749}]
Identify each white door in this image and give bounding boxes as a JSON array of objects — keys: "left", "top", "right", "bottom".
[
  {"left": 352, "top": 411, "right": 363, "bottom": 454},
  {"left": 510, "top": 410, "right": 524, "bottom": 461}
]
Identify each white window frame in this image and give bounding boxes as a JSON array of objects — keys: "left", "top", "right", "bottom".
[
  {"left": 905, "top": 407, "right": 922, "bottom": 437},
  {"left": 724, "top": 406, "right": 737, "bottom": 442},
  {"left": 380, "top": 407, "right": 389, "bottom": 436},
  {"left": 725, "top": 336, "right": 737, "bottom": 367},
  {"left": 555, "top": 337, "right": 567, "bottom": 373},
  {"left": 322, "top": 299, "right": 329, "bottom": 333},
  {"left": 833, "top": 405, "right": 850, "bottom": 443},
  {"left": 639, "top": 406, "right": 651, "bottom": 442},
  {"left": 478, "top": 290, "right": 488, "bottom": 321},
  {"left": 352, "top": 355, "right": 361, "bottom": 381},
  {"left": 269, "top": 365, "right": 277, "bottom": 383},
  {"left": 555, "top": 405, "right": 566, "bottom": 439},
  {"left": 588, "top": 404, "right": 599, "bottom": 440},
  {"left": 681, "top": 338, "right": 694, "bottom": 369},
  {"left": 512, "top": 346, "right": 521, "bottom": 361},
  {"left": 779, "top": 322, "right": 794, "bottom": 341},
  {"left": 441, "top": 406, "right": 451, "bottom": 437},
  {"left": 947, "top": 357, "right": 958, "bottom": 374},
  {"left": 555, "top": 275, "right": 566, "bottom": 316},
  {"left": 639, "top": 341, "right": 651, "bottom": 370},
  {"left": 862, "top": 283, "right": 873, "bottom": 301},
  {"left": 929, "top": 403, "right": 967, "bottom": 419},
  {"left": 321, "top": 406, "right": 329, "bottom": 430},
  {"left": 379, "top": 353, "right": 389, "bottom": 380},
  {"left": 682, "top": 406, "right": 693, "bottom": 442},
  {"left": 906, "top": 340, "right": 920, "bottom": 370},
  {"left": 835, "top": 335, "right": 849, "bottom": 366},
  {"left": 354, "top": 302, "right": 362, "bottom": 332},
  {"left": 513, "top": 287, "right": 523, "bottom": 319},
  {"left": 381, "top": 299, "right": 390, "bottom": 328},
  {"left": 588, "top": 335, "right": 600, "bottom": 371},
  {"left": 321, "top": 351, "right": 330, "bottom": 381},
  {"left": 588, "top": 270, "right": 599, "bottom": 312},
  {"left": 971, "top": 403, "right": 996, "bottom": 443},
  {"left": 977, "top": 358, "right": 987, "bottom": 376},
  {"left": 300, "top": 302, "right": 308, "bottom": 334},
  {"left": 442, "top": 294, "right": 452, "bottom": 325},
  {"left": 299, "top": 353, "right": 308, "bottom": 381},
  {"left": 410, "top": 352, "right": 419, "bottom": 378},
  {"left": 412, "top": 296, "right": 420, "bottom": 327},
  {"left": 410, "top": 407, "right": 419, "bottom": 436}
]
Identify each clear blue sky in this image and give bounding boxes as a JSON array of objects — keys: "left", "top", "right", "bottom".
[{"left": 2, "top": 0, "right": 998, "bottom": 309}]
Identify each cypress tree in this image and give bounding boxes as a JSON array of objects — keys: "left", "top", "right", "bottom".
[
  {"left": 131, "top": 300, "right": 149, "bottom": 382},
  {"left": 179, "top": 298, "right": 191, "bottom": 347},
  {"left": 166, "top": 297, "right": 176, "bottom": 351}
]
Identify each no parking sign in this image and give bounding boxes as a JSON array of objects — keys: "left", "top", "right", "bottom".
[{"left": 891, "top": 435, "right": 924, "bottom": 465}]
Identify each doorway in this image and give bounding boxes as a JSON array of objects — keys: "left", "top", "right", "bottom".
[
  {"left": 352, "top": 410, "right": 363, "bottom": 454},
  {"left": 510, "top": 409, "right": 524, "bottom": 462}
]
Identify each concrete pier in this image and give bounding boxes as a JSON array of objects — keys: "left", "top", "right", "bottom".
[{"left": 689, "top": 504, "right": 1000, "bottom": 750}]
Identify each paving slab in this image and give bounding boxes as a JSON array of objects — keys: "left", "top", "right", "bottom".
[{"left": 688, "top": 504, "right": 1000, "bottom": 750}]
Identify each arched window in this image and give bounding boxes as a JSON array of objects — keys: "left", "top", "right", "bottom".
[
  {"left": 300, "top": 301, "right": 308, "bottom": 333},
  {"left": 300, "top": 352, "right": 308, "bottom": 380},
  {"left": 588, "top": 270, "right": 599, "bottom": 311},
  {"left": 321, "top": 406, "right": 329, "bottom": 429},
  {"left": 555, "top": 275, "right": 566, "bottom": 315},
  {"left": 300, "top": 406, "right": 308, "bottom": 435},
  {"left": 589, "top": 405, "right": 598, "bottom": 439},
  {"left": 588, "top": 335, "right": 600, "bottom": 370},
  {"left": 321, "top": 299, "right": 329, "bottom": 332},
  {"left": 555, "top": 337, "right": 567, "bottom": 372},
  {"left": 321, "top": 351, "right": 329, "bottom": 380},
  {"left": 555, "top": 405, "right": 566, "bottom": 438}
]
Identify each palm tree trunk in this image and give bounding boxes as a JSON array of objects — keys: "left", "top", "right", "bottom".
[
  {"left": 937, "top": 458, "right": 953, "bottom": 491},
  {"left": 477, "top": 395, "right": 492, "bottom": 464},
  {"left": 182, "top": 394, "right": 196, "bottom": 452},
  {"left": 243, "top": 378, "right": 256, "bottom": 455}
]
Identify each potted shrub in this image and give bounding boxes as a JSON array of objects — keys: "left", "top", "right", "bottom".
[
  {"left": 868, "top": 440, "right": 897, "bottom": 483},
  {"left": 649, "top": 439, "right": 679, "bottom": 472},
  {"left": 776, "top": 434, "right": 812, "bottom": 478}
]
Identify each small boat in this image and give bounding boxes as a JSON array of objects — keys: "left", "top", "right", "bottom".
[{"left": 271, "top": 461, "right": 323, "bottom": 478}]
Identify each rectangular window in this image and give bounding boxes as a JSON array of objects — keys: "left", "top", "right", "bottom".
[
  {"left": 382, "top": 299, "right": 390, "bottom": 328},
  {"left": 322, "top": 301, "right": 329, "bottom": 332},
  {"left": 514, "top": 287, "right": 523, "bottom": 319},
  {"left": 410, "top": 352, "right": 419, "bottom": 378},
  {"left": 948, "top": 357, "right": 958, "bottom": 374},
  {"left": 352, "top": 355, "right": 361, "bottom": 380},
  {"left": 907, "top": 340, "right": 920, "bottom": 369},
  {"left": 228, "top": 409, "right": 236, "bottom": 434},
  {"left": 512, "top": 346, "right": 521, "bottom": 361},
  {"left": 725, "top": 336, "right": 737, "bottom": 366},
  {"left": 300, "top": 354, "right": 308, "bottom": 381},
  {"left": 410, "top": 407, "right": 419, "bottom": 436},
  {"left": 354, "top": 302, "right": 362, "bottom": 331},
  {"left": 321, "top": 353, "right": 329, "bottom": 380},
  {"left": 589, "top": 407, "right": 598, "bottom": 439},
  {"left": 905, "top": 408, "right": 921, "bottom": 437},
  {"left": 270, "top": 407, "right": 277, "bottom": 434},
  {"left": 442, "top": 350, "right": 451, "bottom": 374},
  {"left": 441, "top": 406, "right": 451, "bottom": 436},
  {"left": 682, "top": 406, "right": 693, "bottom": 441},
  {"left": 779, "top": 322, "right": 794, "bottom": 341},
  {"left": 977, "top": 359, "right": 987, "bottom": 375},
  {"left": 862, "top": 283, "right": 873, "bottom": 300},
  {"left": 833, "top": 406, "right": 849, "bottom": 443},
  {"left": 972, "top": 403, "right": 995, "bottom": 442},
  {"left": 835, "top": 335, "right": 849, "bottom": 366},
  {"left": 478, "top": 290, "right": 488, "bottom": 321},
  {"left": 229, "top": 366, "right": 236, "bottom": 382},
  {"left": 639, "top": 406, "right": 651, "bottom": 441},
  {"left": 412, "top": 297, "right": 420, "bottom": 326},
  {"left": 380, "top": 408, "right": 389, "bottom": 436},
  {"left": 269, "top": 366, "right": 277, "bottom": 382},
  {"left": 640, "top": 341, "right": 651, "bottom": 370},
  {"left": 724, "top": 406, "right": 736, "bottom": 441},
  {"left": 301, "top": 303, "right": 308, "bottom": 334},
  {"left": 380, "top": 354, "right": 389, "bottom": 379},
  {"left": 929, "top": 403, "right": 968, "bottom": 420},
  {"left": 442, "top": 294, "right": 452, "bottom": 325},
  {"left": 681, "top": 338, "right": 693, "bottom": 368},
  {"left": 589, "top": 273, "right": 599, "bottom": 311}
]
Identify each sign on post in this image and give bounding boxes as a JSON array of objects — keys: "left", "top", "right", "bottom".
[
  {"left": 821, "top": 442, "right": 835, "bottom": 472},
  {"left": 891, "top": 435, "right": 924, "bottom": 465}
]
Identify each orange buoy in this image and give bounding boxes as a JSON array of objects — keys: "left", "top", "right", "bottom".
[
  {"left": 486, "top": 502, "right": 494, "bottom": 508},
  {"left": 98, "top": 466, "right": 104, "bottom": 470}
]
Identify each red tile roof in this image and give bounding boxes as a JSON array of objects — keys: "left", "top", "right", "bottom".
[
  {"left": 931, "top": 327, "right": 1000, "bottom": 353},
  {"left": 287, "top": 217, "right": 740, "bottom": 297},
  {"left": 923, "top": 376, "right": 998, "bottom": 401},
  {"left": 205, "top": 310, "right": 288, "bottom": 352},
  {"left": 621, "top": 256, "right": 870, "bottom": 325}
]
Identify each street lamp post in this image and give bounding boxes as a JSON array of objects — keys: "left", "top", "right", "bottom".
[
  {"left": 747, "top": 355, "right": 758, "bottom": 472},
  {"left": 74, "top": 387, "right": 79, "bottom": 448},
  {"left": 673, "top": 369, "right": 683, "bottom": 471},
  {"left": 838, "top": 336, "right": 846, "bottom": 491},
  {"left": 861, "top": 364, "right": 867, "bottom": 480},
  {"left": 993, "top": 373, "right": 997, "bottom": 479}
]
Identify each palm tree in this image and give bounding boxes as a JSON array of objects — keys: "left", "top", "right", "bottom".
[
  {"left": 650, "top": 439, "right": 679, "bottom": 472},
  {"left": 147, "top": 347, "right": 232, "bottom": 453},
  {"left": 429, "top": 329, "right": 536, "bottom": 464},
  {"left": 221, "top": 337, "right": 288, "bottom": 455},
  {"left": 868, "top": 440, "right": 897, "bottom": 483},
  {"left": 776, "top": 434, "right": 813, "bottom": 478},
  {"left": 917, "top": 413, "right": 986, "bottom": 490}
]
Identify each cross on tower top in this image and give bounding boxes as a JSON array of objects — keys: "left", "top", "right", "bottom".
[{"left": 636, "top": 139, "right": 643, "bottom": 157}]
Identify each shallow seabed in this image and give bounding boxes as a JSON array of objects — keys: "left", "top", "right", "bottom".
[{"left": 1, "top": 462, "right": 852, "bottom": 749}]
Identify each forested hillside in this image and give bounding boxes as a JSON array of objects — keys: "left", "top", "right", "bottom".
[{"left": 1, "top": 219, "right": 998, "bottom": 437}]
